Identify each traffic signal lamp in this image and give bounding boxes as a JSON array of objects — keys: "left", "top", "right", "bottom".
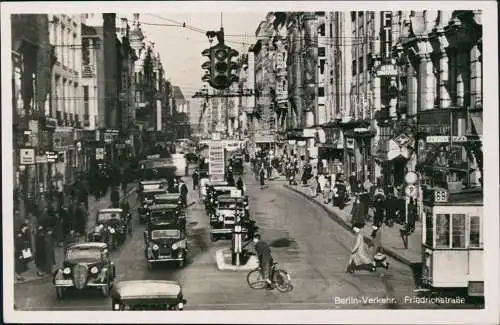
[{"left": 201, "top": 43, "right": 240, "bottom": 90}]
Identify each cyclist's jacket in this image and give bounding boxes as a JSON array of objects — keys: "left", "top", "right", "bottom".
[{"left": 255, "top": 240, "right": 272, "bottom": 264}]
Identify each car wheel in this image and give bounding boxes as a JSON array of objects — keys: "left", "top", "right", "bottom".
[
  {"left": 178, "top": 259, "right": 185, "bottom": 268},
  {"left": 210, "top": 234, "right": 217, "bottom": 242},
  {"left": 55, "top": 287, "right": 64, "bottom": 299}
]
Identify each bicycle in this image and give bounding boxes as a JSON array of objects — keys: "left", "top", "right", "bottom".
[{"left": 247, "top": 262, "right": 293, "bottom": 293}]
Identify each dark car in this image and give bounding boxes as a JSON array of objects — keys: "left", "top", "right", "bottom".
[
  {"left": 138, "top": 187, "right": 168, "bottom": 223},
  {"left": 88, "top": 208, "right": 130, "bottom": 249},
  {"left": 154, "top": 193, "right": 183, "bottom": 213},
  {"left": 230, "top": 155, "right": 244, "bottom": 174},
  {"left": 53, "top": 242, "right": 116, "bottom": 299},
  {"left": 210, "top": 195, "right": 249, "bottom": 242},
  {"left": 144, "top": 221, "right": 187, "bottom": 268},
  {"left": 111, "top": 280, "right": 187, "bottom": 311},
  {"left": 147, "top": 204, "right": 185, "bottom": 227}
]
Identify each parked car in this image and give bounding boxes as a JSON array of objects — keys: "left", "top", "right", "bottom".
[
  {"left": 111, "top": 280, "right": 187, "bottom": 310},
  {"left": 210, "top": 194, "right": 250, "bottom": 242},
  {"left": 147, "top": 204, "right": 185, "bottom": 228},
  {"left": 138, "top": 186, "right": 168, "bottom": 223},
  {"left": 53, "top": 242, "right": 116, "bottom": 299}
]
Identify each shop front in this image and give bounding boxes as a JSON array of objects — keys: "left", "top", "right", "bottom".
[
  {"left": 385, "top": 132, "right": 415, "bottom": 190},
  {"left": 318, "top": 126, "right": 344, "bottom": 176}
]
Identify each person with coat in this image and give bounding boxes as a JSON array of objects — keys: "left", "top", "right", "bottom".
[
  {"left": 192, "top": 169, "right": 200, "bottom": 191},
  {"left": 34, "top": 226, "right": 46, "bottom": 276},
  {"left": 43, "top": 228, "right": 56, "bottom": 274},
  {"left": 236, "top": 177, "right": 245, "bottom": 195},
  {"left": 346, "top": 226, "right": 373, "bottom": 272},
  {"left": 179, "top": 180, "right": 189, "bottom": 208},
  {"left": 15, "top": 229, "right": 30, "bottom": 280},
  {"left": 226, "top": 167, "right": 235, "bottom": 186},
  {"left": 349, "top": 172, "right": 358, "bottom": 196},
  {"left": 310, "top": 175, "right": 319, "bottom": 198},
  {"left": 259, "top": 165, "right": 266, "bottom": 189},
  {"left": 373, "top": 195, "right": 386, "bottom": 227},
  {"left": 323, "top": 176, "right": 331, "bottom": 204},
  {"left": 350, "top": 195, "right": 365, "bottom": 226}
]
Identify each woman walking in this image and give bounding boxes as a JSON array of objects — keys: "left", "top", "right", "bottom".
[
  {"left": 346, "top": 225, "right": 373, "bottom": 273},
  {"left": 259, "top": 164, "right": 266, "bottom": 189}
]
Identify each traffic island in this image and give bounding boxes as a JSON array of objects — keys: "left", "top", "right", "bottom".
[{"left": 215, "top": 248, "right": 258, "bottom": 271}]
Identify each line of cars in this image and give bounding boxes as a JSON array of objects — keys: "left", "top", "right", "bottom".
[{"left": 201, "top": 179, "right": 256, "bottom": 243}]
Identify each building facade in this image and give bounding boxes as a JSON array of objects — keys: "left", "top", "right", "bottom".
[{"left": 12, "top": 14, "right": 54, "bottom": 224}]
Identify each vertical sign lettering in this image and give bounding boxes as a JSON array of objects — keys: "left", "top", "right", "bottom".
[{"left": 381, "top": 12, "right": 392, "bottom": 59}]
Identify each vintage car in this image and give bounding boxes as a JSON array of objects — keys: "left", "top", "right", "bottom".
[
  {"left": 205, "top": 183, "right": 238, "bottom": 212},
  {"left": 53, "top": 242, "right": 116, "bottom": 299},
  {"left": 138, "top": 187, "right": 168, "bottom": 223},
  {"left": 229, "top": 154, "right": 244, "bottom": 174},
  {"left": 147, "top": 204, "right": 185, "bottom": 228},
  {"left": 210, "top": 195, "right": 249, "bottom": 242},
  {"left": 111, "top": 280, "right": 187, "bottom": 310},
  {"left": 144, "top": 220, "right": 187, "bottom": 268},
  {"left": 154, "top": 193, "right": 184, "bottom": 214},
  {"left": 88, "top": 208, "right": 130, "bottom": 249}
]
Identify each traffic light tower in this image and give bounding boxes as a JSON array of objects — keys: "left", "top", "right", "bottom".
[{"left": 200, "top": 28, "right": 240, "bottom": 90}]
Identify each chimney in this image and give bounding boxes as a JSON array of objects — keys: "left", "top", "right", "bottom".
[{"left": 120, "top": 17, "right": 128, "bottom": 37}]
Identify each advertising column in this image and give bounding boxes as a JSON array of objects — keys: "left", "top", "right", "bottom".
[{"left": 209, "top": 139, "right": 225, "bottom": 182}]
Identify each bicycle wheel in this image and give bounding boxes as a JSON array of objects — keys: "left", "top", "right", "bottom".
[
  {"left": 247, "top": 269, "right": 267, "bottom": 289},
  {"left": 273, "top": 269, "right": 292, "bottom": 293}
]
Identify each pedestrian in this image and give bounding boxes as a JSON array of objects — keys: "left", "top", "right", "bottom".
[
  {"left": 346, "top": 225, "right": 372, "bottom": 272},
  {"left": 323, "top": 175, "right": 331, "bottom": 204},
  {"left": 34, "top": 225, "right": 46, "bottom": 276},
  {"left": 179, "top": 179, "right": 189, "bottom": 208},
  {"left": 259, "top": 165, "right": 266, "bottom": 189},
  {"left": 407, "top": 197, "right": 418, "bottom": 233},
  {"left": 226, "top": 167, "right": 235, "bottom": 186},
  {"left": 350, "top": 195, "right": 365, "bottom": 226},
  {"left": 15, "top": 230, "right": 28, "bottom": 281},
  {"left": 310, "top": 175, "right": 318, "bottom": 198},
  {"left": 369, "top": 225, "right": 389, "bottom": 269},
  {"left": 110, "top": 186, "right": 120, "bottom": 208},
  {"left": 54, "top": 211, "right": 64, "bottom": 247},
  {"left": 192, "top": 169, "right": 199, "bottom": 190},
  {"left": 373, "top": 194, "right": 386, "bottom": 227},
  {"left": 349, "top": 172, "right": 358, "bottom": 196},
  {"left": 266, "top": 161, "right": 272, "bottom": 180},
  {"left": 43, "top": 228, "right": 56, "bottom": 274},
  {"left": 236, "top": 176, "right": 245, "bottom": 195},
  {"left": 318, "top": 173, "right": 326, "bottom": 194}
]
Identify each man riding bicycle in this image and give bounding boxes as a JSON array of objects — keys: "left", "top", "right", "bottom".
[{"left": 253, "top": 234, "right": 274, "bottom": 290}]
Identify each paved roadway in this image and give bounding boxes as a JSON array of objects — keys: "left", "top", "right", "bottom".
[{"left": 14, "top": 166, "right": 480, "bottom": 310}]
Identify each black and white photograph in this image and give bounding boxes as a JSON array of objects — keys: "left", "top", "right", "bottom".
[{"left": 2, "top": 1, "right": 499, "bottom": 324}]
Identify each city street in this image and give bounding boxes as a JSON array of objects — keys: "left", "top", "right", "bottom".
[{"left": 14, "top": 168, "right": 478, "bottom": 310}]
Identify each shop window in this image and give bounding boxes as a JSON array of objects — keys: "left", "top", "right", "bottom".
[
  {"left": 435, "top": 214, "right": 450, "bottom": 248},
  {"left": 451, "top": 214, "right": 466, "bottom": 248},
  {"left": 469, "top": 216, "right": 481, "bottom": 247},
  {"left": 424, "top": 209, "right": 433, "bottom": 246}
]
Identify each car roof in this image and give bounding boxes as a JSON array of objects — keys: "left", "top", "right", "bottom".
[
  {"left": 98, "top": 208, "right": 123, "bottom": 213},
  {"left": 154, "top": 193, "right": 180, "bottom": 198},
  {"left": 67, "top": 242, "right": 107, "bottom": 250},
  {"left": 140, "top": 179, "right": 167, "bottom": 184},
  {"left": 149, "top": 204, "right": 178, "bottom": 210},
  {"left": 111, "top": 280, "right": 181, "bottom": 300},
  {"left": 217, "top": 195, "right": 243, "bottom": 202}
]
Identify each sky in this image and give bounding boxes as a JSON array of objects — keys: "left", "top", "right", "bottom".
[{"left": 118, "top": 12, "right": 266, "bottom": 119}]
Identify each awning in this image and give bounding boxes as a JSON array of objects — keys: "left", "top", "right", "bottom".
[{"left": 470, "top": 114, "right": 483, "bottom": 135}]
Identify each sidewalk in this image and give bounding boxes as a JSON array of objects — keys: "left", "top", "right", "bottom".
[
  {"left": 284, "top": 184, "right": 422, "bottom": 266},
  {"left": 15, "top": 184, "right": 137, "bottom": 285}
]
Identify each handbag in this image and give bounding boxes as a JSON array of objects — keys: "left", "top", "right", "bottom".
[{"left": 22, "top": 248, "right": 32, "bottom": 259}]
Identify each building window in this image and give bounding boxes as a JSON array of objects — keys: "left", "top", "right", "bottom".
[
  {"left": 351, "top": 11, "right": 356, "bottom": 22},
  {"left": 352, "top": 59, "right": 357, "bottom": 76},
  {"left": 318, "top": 87, "right": 325, "bottom": 97},
  {"left": 436, "top": 214, "right": 450, "bottom": 248},
  {"left": 282, "top": 80, "right": 286, "bottom": 91},
  {"left": 318, "top": 47, "right": 326, "bottom": 57},
  {"left": 318, "top": 24, "right": 325, "bottom": 37},
  {"left": 359, "top": 57, "right": 364, "bottom": 72},
  {"left": 82, "top": 38, "right": 90, "bottom": 65},
  {"left": 329, "top": 23, "right": 333, "bottom": 38},
  {"left": 319, "top": 59, "right": 326, "bottom": 75},
  {"left": 83, "top": 85, "right": 89, "bottom": 124},
  {"left": 451, "top": 214, "right": 466, "bottom": 248},
  {"left": 469, "top": 215, "right": 481, "bottom": 247}
]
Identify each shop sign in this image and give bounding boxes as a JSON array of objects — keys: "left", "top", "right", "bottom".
[
  {"left": 387, "top": 139, "right": 410, "bottom": 160},
  {"left": 380, "top": 11, "right": 392, "bottom": 59},
  {"left": 426, "top": 135, "right": 469, "bottom": 143},
  {"left": 46, "top": 151, "right": 58, "bottom": 163},
  {"left": 36, "top": 155, "right": 48, "bottom": 164},
  {"left": 346, "top": 137, "right": 355, "bottom": 150},
  {"left": 288, "top": 140, "right": 296, "bottom": 145},
  {"left": 20, "top": 148, "right": 35, "bottom": 165},
  {"left": 53, "top": 128, "right": 74, "bottom": 150},
  {"left": 209, "top": 141, "right": 225, "bottom": 176},
  {"left": 377, "top": 64, "right": 398, "bottom": 76},
  {"left": 96, "top": 148, "right": 105, "bottom": 160},
  {"left": 225, "top": 140, "right": 241, "bottom": 152}
]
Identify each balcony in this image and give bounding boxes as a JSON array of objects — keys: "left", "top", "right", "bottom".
[{"left": 82, "top": 65, "right": 94, "bottom": 78}]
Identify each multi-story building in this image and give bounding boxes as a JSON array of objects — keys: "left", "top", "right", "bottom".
[
  {"left": 11, "top": 13, "right": 54, "bottom": 224},
  {"left": 391, "top": 10, "right": 483, "bottom": 192},
  {"left": 48, "top": 14, "right": 86, "bottom": 193}
]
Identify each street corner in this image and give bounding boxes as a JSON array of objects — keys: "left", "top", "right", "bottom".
[{"left": 215, "top": 249, "right": 258, "bottom": 271}]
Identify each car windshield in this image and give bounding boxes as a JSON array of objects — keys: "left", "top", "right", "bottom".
[
  {"left": 66, "top": 248, "right": 101, "bottom": 261},
  {"left": 218, "top": 202, "right": 238, "bottom": 209},
  {"left": 151, "top": 229, "right": 180, "bottom": 239},
  {"left": 151, "top": 210, "right": 176, "bottom": 218},
  {"left": 97, "top": 212, "right": 120, "bottom": 221},
  {"left": 155, "top": 198, "right": 177, "bottom": 204},
  {"left": 143, "top": 184, "right": 163, "bottom": 191}
]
